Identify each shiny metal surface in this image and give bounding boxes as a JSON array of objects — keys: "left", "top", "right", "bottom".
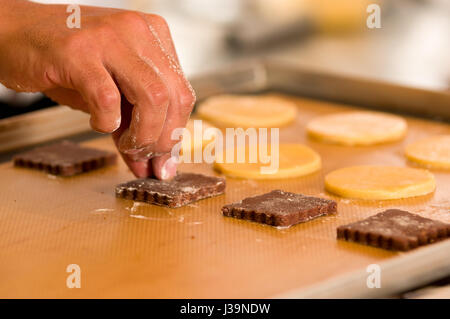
[{"left": 190, "top": 60, "right": 450, "bottom": 121}]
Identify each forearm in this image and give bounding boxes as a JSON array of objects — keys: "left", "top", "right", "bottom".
[{"left": 0, "top": 1, "right": 62, "bottom": 91}]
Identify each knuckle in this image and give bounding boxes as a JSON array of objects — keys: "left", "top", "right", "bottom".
[
  {"left": 117, "top": 11, "right": 148, "bottom": 32},
  {"left": 93, "top": 23, "right": 116, "bottom": 41},
  {"left": 147, "top": 14, "right": 169, "bottom": 28},
  {"left": 144, "top": 81, "right": 170, "bottom": 106},
  {"left": 179, "top": 87, "right": 196, "bottom": 114},
  {"left": 60, "top": 31, "right": 88, "bottom": 54},
  {"left": 96, "top": 88, "right": 120, "bottom": 110}
]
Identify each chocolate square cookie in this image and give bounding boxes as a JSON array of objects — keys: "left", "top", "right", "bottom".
[
  {"left": 337, "top": 209, "right": 450, "bottom": 251},
  {"left": 222, "top": 190, "right": 337, "bottom": 227},
  {"left": 115, "top": 173, "right": 226, "bottom": 208},
  {"left": 13, "top": 141, "right": 117, "bottom": 176}
]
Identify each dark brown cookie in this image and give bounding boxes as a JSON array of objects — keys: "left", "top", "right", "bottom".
[
  {"left": 222, "top": 190, "right": 337, "bottom": 227},
  {"left": 337, "top": 209, "right": 450, "bottom": 251},
  {"left": 13, "top": 140, "right": 117, "bottom": 176},
  {"left": 115, "top": 173, "right": 226, "bottom": 208}
]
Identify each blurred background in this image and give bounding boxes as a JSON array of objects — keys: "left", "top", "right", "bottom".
[{"left": 1, "top": 0, "right": 449, "bottom": 118}]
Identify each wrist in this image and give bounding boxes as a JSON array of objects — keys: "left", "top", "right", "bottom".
[
  {"left": 0, "top": 0, "right": 50, "bottom": 88},
  {"left": 1, "top": 1, "right": 44, "bottom": 37}
]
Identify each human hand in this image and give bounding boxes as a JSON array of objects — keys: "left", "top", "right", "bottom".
[{"left": 0, "top": 1, "right": 195, "bottom": 179}]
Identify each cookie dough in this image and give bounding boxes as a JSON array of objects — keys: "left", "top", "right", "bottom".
[
  {"left": 115, "top": 173, "right": 226, "bottom": 208},
  {"left": 214, "top": 144, "right": 321, "bottom": 180},
  {"left": 222, "top": 190, "right": 337, "bottom": 227},
  {"left": 13, "top": 140, "right": 117, "bottom": 176},
  {"left": 405, "top": 135, "right": 450, "bottom": 170},
  {"left": 197, "top": 94, "right": 298, "bottom": 128},
  {"left": 307, "top": 111, "right": 407, "bottom": 146},
  {"left": 337, "top": 209, "right": 450, "bottom": 251},
  {"left": 325, "top": 166, "right": 435, "bottom": 200}
]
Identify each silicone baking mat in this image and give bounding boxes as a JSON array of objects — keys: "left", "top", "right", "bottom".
[{"left": 0, "top": 95, "right": 449, "bottom": 298}]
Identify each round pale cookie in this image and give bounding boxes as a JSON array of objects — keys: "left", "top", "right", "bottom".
[
  {"left": 405, "top": 135, "right": 450, "bottom": 170},
  {"left": 307, "top": 111, "right": 407, "bottom": 146},
  {"left": 214, "top": 144, "right": 321, "bottom": 180},
  {"left": 325, "top": 166, "right": 435, "bottom": 200},
  {"left": 181, "top": 119, "right": 217, "bottom": 154},
  {"left": 197, "top": 94, "right": 298, "bottom": 128}
]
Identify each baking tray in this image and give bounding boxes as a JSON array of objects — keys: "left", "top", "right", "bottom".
[
  {"left": 0, "top": 60, "right": 449, "bottom": 298},
  {"left": 191, "top": 60, "right": 450, "bottom": 121}
]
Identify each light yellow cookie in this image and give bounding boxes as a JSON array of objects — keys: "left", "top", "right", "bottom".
[
  {"left": 405, "top": 135, "right": 450, "bottom": 170},
  {"left": 325, "top": 166, "right": 435, "bottom": 200},
  {"left": 181, "top": 119, "right": 217, "bottom": 154},
  {"left": 214, "top": 144, "right": 321, "bottom": 180},
  {"left": 197, "top": 94, "right": 298, "bottom": 128},
  {"left": 307, "top": 111, "right": 407, "bottom": 146}
]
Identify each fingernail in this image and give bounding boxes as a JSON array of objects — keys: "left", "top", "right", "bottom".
[
  {"left": 160, "top": 157, "right": 177, "bottom": 180},
  {"left": 112, "top": 116, "right": 121, "bottom": 132}
]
